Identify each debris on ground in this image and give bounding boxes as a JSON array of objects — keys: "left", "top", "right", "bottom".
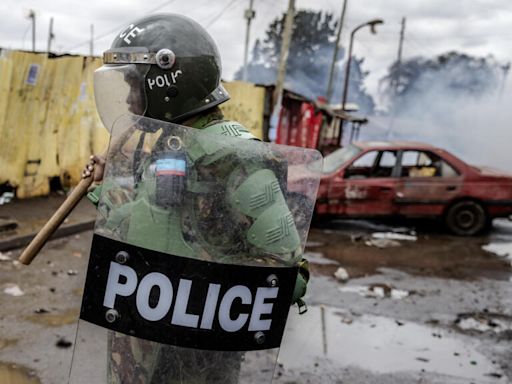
[
  {"left": 0, "top": 251, "right": 12, "bottom": 261},
  {"left": 0, "top": 191, "right": 14, "bottom": 205},
  {"left": 3, "top": 283, "right": 25, "bottom": 296},
  {"left": 371, "top": 232, "right": 418, "bottom": 241},
  {"left": 334, "top": 267, "right": 349, "bottom": 282},
  {"left": 67, "top": 269, "right": 78, "bottom": 276},
  {"left": 339, "top": 283, "right": 410, "bottom": 299},
  {"left": 482, "top": 242, "right": 512, "bottom": 264},
  {"left": 365, "top": 238, "right": 402, "bottom": 248},
  {"left": 454, "top": 312, "right": 512, "bottom": 334},
  {"left": 55, "top": 337, "right": 72, "bottom": 349},
  {"left": 34, "top": 308, "right": 50, "bottom": 314}
]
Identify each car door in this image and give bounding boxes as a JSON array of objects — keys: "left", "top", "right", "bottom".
[
  {"left": 395, "top": 150, "right": 463, "bottom": 217},
  {"left": 329, "top": 149, "right": 400, "bottom": 216}
]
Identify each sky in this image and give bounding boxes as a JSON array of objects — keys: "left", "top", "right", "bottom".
[{"left": 1, "top": 0, "right": 512, "bottom": 105}]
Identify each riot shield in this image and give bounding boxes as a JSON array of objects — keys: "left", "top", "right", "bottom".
[{"left": 69, "top": 114, "right": 323, "bottom": 384}]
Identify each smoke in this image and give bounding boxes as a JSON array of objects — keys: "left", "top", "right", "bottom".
[
  {"left": 364, "top": 53, "right": 512, "bottom": 171},
  {"left": 234, "top": 10, "right": 376, "bottom": 114}
]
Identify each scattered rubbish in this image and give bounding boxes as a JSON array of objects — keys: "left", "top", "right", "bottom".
[
  {"left": 4, "top": 284, "right": 25, "bottom": 296},
  {"left": 364, "top": 238, "right": 401, "bottom": 248},
  {"left": 0, "top": 192, "right": 14, "bottom": 205},
  {"left": 416, "top": 357, "right": 429, "bottom": 363},
  {"left": 72, "top": 252, "right": 82, "bottom": 258},
  {"left": 27, "top": 308, "right": 79, "bottom": 327},
  {"left": 486, "top": 373, "right": 503, "bottom": 378},
  {"left": 350, "top": 234, "right": 364, "bottom": 243},
  {"left": 0, "top": 252, "right": 12, "bottom": 261},
  {"left": 74, "top": 234, "right": 81, "bottom": 239},
  {"left": 55, "top": 337, "right": 72, "bottom": 349},
  {"left": 454, "top": 312, "right": 512, "bottom": 334},
  {"left": 334, "top": 267, "right": 349, "bottom": 282},
  {"left": 372, "top": 232, "right": 418, "bottom": 241},
  {"left": 395, "top": 320, "right": 405, "bottom": 326},
  {"left": 339, "top": 283, "right": 410, "bottom": 300},
  {"left": 482, "top": 242, "right": 512, "bottom": 263},
  {"left": 390, "top": 289, "right": 409, "bottom": 300},
  {"left": 34, "top": 308, "right": 50, "bottom": 314},
  {"left": 67, "top": 269, "right": 78, "bottom": 276},
  {"left": 304, "top": 252, "right": 339, "bottom": 266}
]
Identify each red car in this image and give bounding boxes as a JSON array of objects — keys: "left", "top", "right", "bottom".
[{"left": 315, "top": 141, "right": 512, "bottom": 235}]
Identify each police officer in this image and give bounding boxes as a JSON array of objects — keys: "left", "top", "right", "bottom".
[{"left": 82, "top": 13, "right": 310, "bottom": 384}]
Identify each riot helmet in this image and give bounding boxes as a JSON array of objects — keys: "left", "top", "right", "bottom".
[{"left": 94, "top": 13, "right": 230, "bottom": 131}]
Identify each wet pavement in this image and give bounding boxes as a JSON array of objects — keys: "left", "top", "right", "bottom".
[{"left": 0, "top": 197, "right": 511, "bottom": 383}]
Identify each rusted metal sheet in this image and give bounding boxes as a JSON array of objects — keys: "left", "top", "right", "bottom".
[
  {"left": 0, "top": 51, "right": 107, "bottom": 198},
  {"left": 220, "top": 80, "right": 265, "bottom": 140}
]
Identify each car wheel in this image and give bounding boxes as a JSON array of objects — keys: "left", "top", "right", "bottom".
[{"left": 445, "top": 200, "right": 487, "bottom": 236}]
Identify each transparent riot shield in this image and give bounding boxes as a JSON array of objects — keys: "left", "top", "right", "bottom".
[{"left": 69, "top": 114, "right": 323, "bottom": 384}]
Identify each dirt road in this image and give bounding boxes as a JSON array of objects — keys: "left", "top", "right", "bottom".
[{"left": 0, "top": 217, "right": 511, "bottom": 383}]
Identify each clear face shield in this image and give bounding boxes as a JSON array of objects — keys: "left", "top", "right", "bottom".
[{"left": 94, "top": 48, "right": 159, "bottom": 132}]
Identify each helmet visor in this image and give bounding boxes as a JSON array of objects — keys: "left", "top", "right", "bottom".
[{"left": 94, "top": 64, "right": 149, "bottom": 132}]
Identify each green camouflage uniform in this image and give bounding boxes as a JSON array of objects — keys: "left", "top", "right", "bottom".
[{"left": 88, "top": 110, "right": 309, "bottom": 384}]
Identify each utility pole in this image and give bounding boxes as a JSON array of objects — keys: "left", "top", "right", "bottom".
[
  {"left": 47, "top": 17, "right": 55, "bottom": 53},
  {"left": 90, "top": 24, "right": 94, "bottom": 57},
  {"left": 242, "top": 0, "right": 255, "bottom": 82},
  {"left": 28, "top": 9, "right": 36, "bottom": 52},
  {"left": 273, "top": 0, "right": 295, "bottom": 107},
  {"left": 326, "top": 0, "right": 348, "bottom": 103},
  {"left": 388, "top": 17, "right": 406, "bottom": 140},
  {"left": 393, "top": 17, "right": 406, "bottom": 97}
]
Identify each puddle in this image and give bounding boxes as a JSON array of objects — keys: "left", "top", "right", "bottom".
[
  {"left": 0, "top": 363, "right": 40, "bottom": 384},
  {"left": 279, "top": 305, "right": 504, "bottom": 382},
  {"left": 26, "top": 308, "right": 79, "bottom": 327},
  {"left": 339, "top": 284, "right": 410, "bottom": 299},
  {"left": 303, "top": 252, "right": 339, "bottom": 266}
]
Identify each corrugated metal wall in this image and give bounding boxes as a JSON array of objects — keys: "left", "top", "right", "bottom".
[{"left": 0, "top": 50, "right": 265, "bottom": 198}]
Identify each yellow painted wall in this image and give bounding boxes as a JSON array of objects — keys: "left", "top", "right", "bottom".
[
  {"left": 0, "top": 52, "right": 266, "bottom": 198},
  {"left": 0, "top": 50, "right": 108, "bottom": 198},
  {"left": 220, "top": 81, "right": 266, "bottom": 139}
]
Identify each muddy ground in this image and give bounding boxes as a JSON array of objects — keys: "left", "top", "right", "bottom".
[{"left": 0, "top": 214, "right": 511, "bottom": 383}]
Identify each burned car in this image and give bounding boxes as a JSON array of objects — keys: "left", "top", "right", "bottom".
[{"left": 315, "top": 141, "right": 512, "bottom": 235}]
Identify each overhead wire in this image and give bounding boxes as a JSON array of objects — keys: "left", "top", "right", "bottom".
[
  {"left": 203, "top": 0, "right": 240, "bottom": 29},
  {"left": 64, "top": 0, "right": 178, "bottom": 52}
]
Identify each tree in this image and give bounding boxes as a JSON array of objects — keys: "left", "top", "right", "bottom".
[
  {"left": 380, "top": 52, "right": 504, "bottom": 116},
  {"left": 234, "top": 10, "right": 375, "bottom": 114}
]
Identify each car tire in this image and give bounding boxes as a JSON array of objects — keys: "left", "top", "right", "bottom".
[{"left": 444, "top": 200, "right": 487, "bottom": 236}]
